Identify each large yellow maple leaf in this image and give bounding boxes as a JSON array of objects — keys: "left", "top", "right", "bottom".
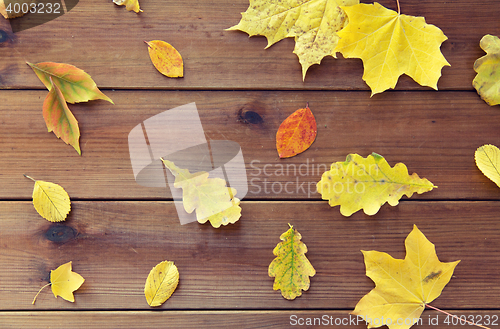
[
  {"left": 228, "top": 0, "right": 358, "bottom": 79},
  {"left": 353, "top": 225, "right": 460, "bottom": 329},
  {"left": 473, "top": 34, "right": 500, "bottom": 106},
  {"left": 335, "top": 2, "right": 449, "bottom": 95}
]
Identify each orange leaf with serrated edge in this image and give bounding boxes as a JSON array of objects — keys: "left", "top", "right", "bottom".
[
  {"left": 43, "top": 77, "right": 81, "bottom": 155},
  {"left": 27, "top": 62, "right": 113, "bottom": 104},
  {"left": 145, "top": 40, "right": 183, "bottom": 78},
  {"left": 276, "top": 105, "right": 317, "bottom": 158}
]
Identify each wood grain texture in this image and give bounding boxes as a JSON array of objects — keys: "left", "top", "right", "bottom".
[
  {"left": 0, "top": 0, "right": 496, "bottom": 90},
  {"left": 0, "top": 201, "right": 498, "bottom": 310},
  {"left": 1, "top": 90, "right": 498, "bottom": 200},
  {"left": 1, "top": 310, "right": 499, "bottom": 328}
]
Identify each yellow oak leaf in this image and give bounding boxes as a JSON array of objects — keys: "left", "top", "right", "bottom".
[
  {"left": 317, "top": 153, "right": 436, "bottom": 216},
  {"left": 473, "top": 34, "right": 500, "bottom": 106},
  {"left": 145, "top": 40, "right": 183, "bottom": 78},
  {"left": 227, "top": 0, "right": 358, "bottom": 79},
  {"left": 353, "top": 225, "right": 460, "bottom": 329},
  {"left": 33, "top": 261, "right": 85, "bottom": 304},
  {"left": 268, "top": 224, "right": 316, "bottom": 300},
  {"left": 475, "top": 144, "right": 500, "bottom": 188},
  {"left": 144, "top": 261, "right": 179, "bottom": 307},
  {"left": 25, "top": 175, "right": 71, "bottom": 222},
  {"left": 113, "top": 0, "right": 142, "bottom": 13},
  {"left": 161, "top": 158, "right": 241, "bottom": 228},
  {"left": 335, "top": 2, "right": 450, "bottom": 95}
]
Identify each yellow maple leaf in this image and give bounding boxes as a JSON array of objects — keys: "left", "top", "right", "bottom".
[
  {"left": 25, "top": 175, "right": 71, "bottom": 222},
  {"left": 353, "top": 225, "right": 460, "bottom": 329},
  {"left": 268, "top": 224, "right": 316, "bottom": 300},
  {"left": 473, "top": 34, "right": 500, "bottom": 106},
  {"left": 317, "top": 153, "right": 436, "bottom": 216},
  {"left": 144, "top": 261, "right": 179, "bottom": 307},
  {"left": 227, "top": 0, "right": 358, "bottom": 79},
  {"left": 113, "top": 0, "right": 142, "bottom": 13},
  {"left": 335, "top": 2, "right": 449, "bottom": 95},
  {"left": 33, "top": 261, "right": 85, "bottom": 304},
  {"left": 161, "top": 158, "right": 241, "bottom": 228},
  {"left": 475, "top": 144, "right": 500, "bottom": 188}
]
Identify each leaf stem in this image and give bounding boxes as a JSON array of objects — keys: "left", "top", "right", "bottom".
[
  {"left": 396, "top": 0, "right": 400, "bottom": 14},
  {"left": 32, "top": 283, "right": 51, "bottom": 305},
  {"left": 23, "top": 174, "right": 36, "bottom": 182},
  {"left": 426, "top": 304, "right": 491, "bottom": 329}
]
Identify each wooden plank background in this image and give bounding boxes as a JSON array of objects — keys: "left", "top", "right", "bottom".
[{"left": 1, "top": 0, "right": 500, "bottom": 327}]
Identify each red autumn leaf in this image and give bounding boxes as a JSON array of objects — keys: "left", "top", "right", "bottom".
[
  {"left": 276, "top": 105, "right": 317, "bottom": 158},
  {"left": 43, "top": 77, "right": 81, "bottom": 155}
]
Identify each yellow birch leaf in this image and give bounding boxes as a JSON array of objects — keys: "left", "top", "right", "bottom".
[
  {"left": 145, "top": 40, "right": 183, "bottom": 78},
  {"left": 268, "top": 224, "right": 316, "bottom": 300},
  {"left": 161, "top": 158, "right": 241, "bottom": 228},
  {"left": 144, "top": 261, "right": 179, "bottom": 307},
  {"left": 33, "top": 262, "right": 85, "bottom": 304},
  {"left": 335, "top": 2, "right": 449, "bottom": 95},
  {"left": 26, "top": 175, "right": 71, "bottom": 222},
  {"left": 113, "top": 0, "right": 142, "bottom": 13},
  {"left": 317, "top": 153, "right": 436, "bottom": 216},
  {"left": 353, "top": 225, "right": 460, "bottom": 329},
  {"left": 227, "top": 0, "right": 358, "bottom": 79},
  {"left": 475, "top": 144, "right": 500, "bottom": 188},
  {"left": 473, "top": 34, "right": 500, "bottom": 106}
]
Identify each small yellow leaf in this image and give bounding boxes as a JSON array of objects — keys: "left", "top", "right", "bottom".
[
  {"left": 353, "top": 225, "right": 460, "bottom": 329},
  {"left": 473, "top": 34, "right": 500, "bottom": 106},
  {"left": 51, "top": 262, "right": 85, "bottom": 302},
  {"left": 475, "top": 144, "right": 500, "bottom": 188},
  {"left": 0, "top": 0, "right": 7, "bottom": 19},
  {"left": 144, "top": 261, "right": 179, "bottom": 307},
  {"left": 27, "top": 176, "right": 71, "bottom": 222},
  {"left": 335, "top": 2, "right": 449, "bottom": 95},
  {"left": 145, "top": 40, "right": 183, "bottom": 78},
  {"left": 268, "top": 224, "right": 316, "bottom": 300},
  {"left": 161, "top": 158, "right": 241, "bottom": 228},
  {"left": 113, "top": 0, "right": 142, "bottom": 13},
  {"left": 317, "top": 153, "right": 436, "bottom": 216}
]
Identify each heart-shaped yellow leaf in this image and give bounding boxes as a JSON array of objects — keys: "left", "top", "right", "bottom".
[{"left": 144, "top": 261, "right": 179, "bottom": 307}]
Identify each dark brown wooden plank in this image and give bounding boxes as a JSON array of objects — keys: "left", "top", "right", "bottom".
[
  {"left": 2, "top": 310, "right": 499, "bottom": 328},
  {"left": 1, "top": 90, "right": 499, "bottom": 200},
  {"left": 0, "top": 201, "right": 498, "bottom": 310},
  {"left": 0, "top": 0, "right": 497, "bottom": 90}
]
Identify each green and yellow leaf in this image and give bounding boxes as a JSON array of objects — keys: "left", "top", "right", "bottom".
[
  {"left": 335, "top": 2, "right": 449, "bottom": 95},
  {"left": 27, "top": 61, "right": 113, "bottom": 104},
  {"left": 353, "top": 225, "right": 460, "bottom": 329},
  {"left": 43, "top": 77, "right": 81, "bottom": 155},
  {"left": 473, "top": 34, "right": 500, "bottom": 106},
  {"left": 161, "top": 158, "right": 241, "bottom": 228},
  {"left": 144, "top": 261, "right": 179, "bottom": 307},
  {"left": 268, "top": 224, "right": 316, "bottom": 300},
  {"left": 227, "top": 0, "right": 358, "bottom": 79},
  {"left": 475, "top": 144, "right": 500, "bottom": 188},
  {"left": 317, "top": 153, "right": 436, "bottom": 216},
  {"left": 26, "top": 175, "right": 71, "bottom": 222}
]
